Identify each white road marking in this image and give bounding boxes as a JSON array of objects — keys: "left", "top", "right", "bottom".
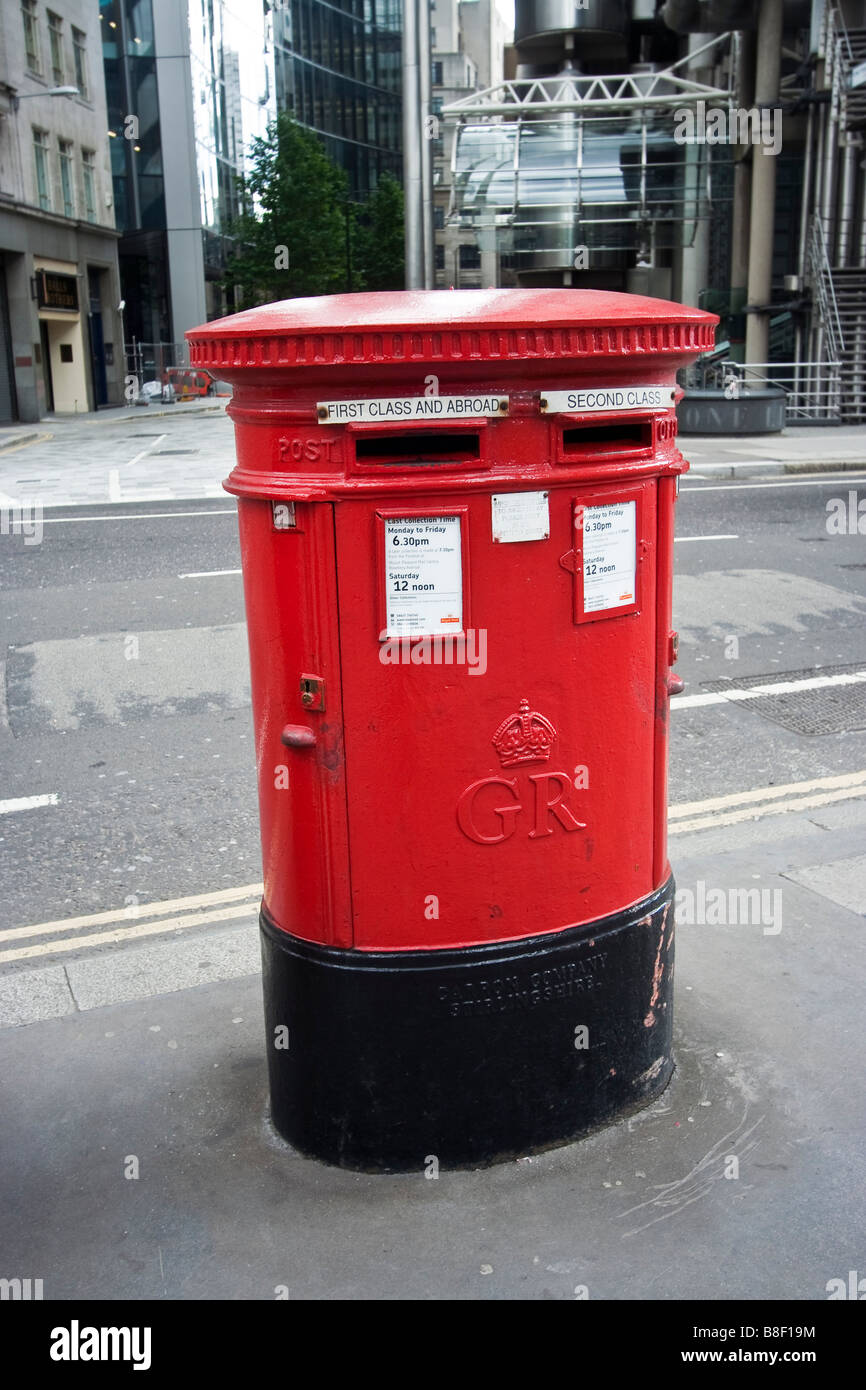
[
  {"left": 0, "top": 793, "right": 59, "bottom": 815},
  {"left": 126, "top": 433, "right": 167, "bottom": 469},
  {"left": 672, "top": 669, "right": 866, "bottom": 710},
  {"left": 674, "top": 534, "right": 739, "bottom": 542},
  {"left": 669, "top": 769, "right": 866, "bottom": 819},
  {"left": 38, "top": 509, "right": 237, "bottom": 524},
  {"left": 179, "top": 568, "right": 242, "bottom": 578},
  {"left": 0, "top": 881, "right": 264, "bottom": 945},
  {"left": 681, "top": 474, "right": 866, "bottom": 492},
  {"left": 108, "top": 468, "right": 122, "bottom": 502}
]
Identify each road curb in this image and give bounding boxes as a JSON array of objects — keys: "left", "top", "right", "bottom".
[
  {"left": 56, "top": 403, "right": 226, "bottom": 426},
  {"left": 0, "top": 430, "right": 50, "bottom": 454},
  {"left": 0, "top": 918, "right": 260, "bottom": 1030},
  {"left": 685, "top": 459, "right": 866, "bottom": 479}
]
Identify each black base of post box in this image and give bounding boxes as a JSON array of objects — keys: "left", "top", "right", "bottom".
[{"left": 260, "top": 876, "right": 675, "bottom": 1172}]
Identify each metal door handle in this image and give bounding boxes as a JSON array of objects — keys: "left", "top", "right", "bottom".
[{"left": 281, "top": 725, "right": 317, "bottom": 748}]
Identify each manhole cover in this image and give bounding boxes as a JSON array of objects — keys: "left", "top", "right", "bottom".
[{"left": 701, "top": 663, "right": 866, "bottom": 735}]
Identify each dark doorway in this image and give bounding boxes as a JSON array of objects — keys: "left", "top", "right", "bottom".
[
  {"left": 0, "top": 264, "right": 17, "bottom": 423},
  {"left": 39, "top": 321, "right": 54, "bottom": 412},
  {"left": 87, "top": 267, "right": 108, "bottom": 407}
]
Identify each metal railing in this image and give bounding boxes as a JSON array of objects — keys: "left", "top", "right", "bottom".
[
  {"left": 124, "top": 341, "right": 189, "bottom": 386},
  {"left": 807, "top": 216, "right": 845, "bottom": 359},
  {"left": 681, "top": 359, "right": 843, "bottom": 423}
]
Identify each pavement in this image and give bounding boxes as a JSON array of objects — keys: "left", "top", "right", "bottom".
[
  {"left": 0, "top": 400, "right": 230, "bottom": 506},
  {"left": 683, "top": 424, "right": 866, "bottom": 478},
  {"left": 0, "top": 411, "right": 864, "bottom": 1302}
]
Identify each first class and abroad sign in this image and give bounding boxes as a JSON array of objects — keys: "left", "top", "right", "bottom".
[
  {"left": 317, "top": 387, "right": 673, "bottom": 422},
  {"left": 317, "top": 395, "right": 507, "bottom": 422}
]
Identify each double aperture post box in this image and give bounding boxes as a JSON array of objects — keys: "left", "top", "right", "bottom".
[{"left": 187, "top": 289, "right": 716, "bottom": 1171}]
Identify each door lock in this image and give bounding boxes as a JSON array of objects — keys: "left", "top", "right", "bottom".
[{"left": 299, "top": 674, "right": 325, "bottom": 711}]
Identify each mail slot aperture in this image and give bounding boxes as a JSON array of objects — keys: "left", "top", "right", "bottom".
[
  {"left": 561, "top": 422, "right": 653, "bottom": 456},
  {"left": 353, "top": 430, "right": 483, "bottom": 471}
]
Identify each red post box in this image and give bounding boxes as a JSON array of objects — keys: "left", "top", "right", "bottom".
[{"left": 187, "top": 290, "right": 717, "bottom": 1171}]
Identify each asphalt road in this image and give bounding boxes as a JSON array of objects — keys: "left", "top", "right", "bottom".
[{"left": 0, "top": 470, "right": 864, "bottom": 947}]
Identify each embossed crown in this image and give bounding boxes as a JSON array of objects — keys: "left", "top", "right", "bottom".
[{"left": 492, "top": 699, "right": 556, "bottom": 767}]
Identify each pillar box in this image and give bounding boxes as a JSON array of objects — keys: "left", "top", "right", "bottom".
[{"left": 187, "top": 290, "right": 717, "bottom": 1171}]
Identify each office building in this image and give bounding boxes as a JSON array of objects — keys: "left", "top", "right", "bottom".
[
  {"left": 443, "top": 0, "right": 866, "bottom": 421},
  {"left": 0, "top": 0, "right": 123, "bottom": 421}
]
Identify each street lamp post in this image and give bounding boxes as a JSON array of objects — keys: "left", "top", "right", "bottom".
[{"left": 11, "top": 85, "right": 80, "bottom": 111}]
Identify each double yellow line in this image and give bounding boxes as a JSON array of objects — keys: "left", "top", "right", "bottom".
[
  {"left": 669, "top": 769, "right": 866, "bottom": 834},
  {"left": 0, "top": 882, "right": 262, "bottom": 966}
]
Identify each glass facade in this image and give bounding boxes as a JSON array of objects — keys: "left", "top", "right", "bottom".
[
  {"left": 273, "top": 0, "right": 402, "bottom": 198},
  {"left": 101, "top": 0, "right": 402, "bottom": 340},
  {"left": 187, "top": 0, "right": 276, "bottom": 316},
  {"left": 451, "top": 113, "right": 720, "bottom": 272},
  {"left": 101, "top": 0, "right": 165, "bottom": 235},
  {"left": 101, "top": 0, "right": 169, "bottom": 343}
]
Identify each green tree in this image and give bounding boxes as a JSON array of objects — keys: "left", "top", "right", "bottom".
[
  {"left": 352, "top": 173, "right": 405, "bottom": 291},
  {"left": 222, "top": 114, "right": 349, "bottom": 307}
]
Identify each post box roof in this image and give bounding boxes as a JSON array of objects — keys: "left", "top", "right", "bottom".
[{"left": 187, "top": 289, "right": 717, "bottom": 374}]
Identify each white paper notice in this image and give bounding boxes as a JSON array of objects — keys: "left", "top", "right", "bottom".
[
  {"left": 491, "top": 491, "right": 550, "bottom": 543},
  {"left": 384, "top": 515, "right": 463, "bottom": 637},
  {"left": 581, "top": 500, "right": 637, "bottom": 613}
]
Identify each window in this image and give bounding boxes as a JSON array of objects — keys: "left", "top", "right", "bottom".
[
  {"left": 459, "top": 243, "right": 481, "bottom": 269},
  {"left": 434, "top": 206, "right": 444, "bottom": 228},
  {"left": 33, "top": 129, "right": 51, "bottom": 210},
  {"left": 81, "top": 149, "right": 96, "bottom": 222},
  {"left": 59, "top": 139, "right": 74, "bottom": 217},
  {"left": 47, "top": 11, "right": 64, "bottom": 85},
  {"left": 432, "top": 61, "right": 443, "bottom": 86},
  {"left": 72, "top": 26, "right": 88, "bottom": 100},
  {"left": 22, "top": 0, "right": 41, "bottom": 75}
]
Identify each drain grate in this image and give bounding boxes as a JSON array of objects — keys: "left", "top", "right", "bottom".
[
  {"left": 701, "top": 663, "right": 866, "bottom": 735},
  {"left": 153, "top": 449, "right": 199, "bottom": 456}
]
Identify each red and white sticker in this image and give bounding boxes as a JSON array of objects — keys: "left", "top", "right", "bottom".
[{"left": 384, "top": 515, "right": 464, "bottom": 637}]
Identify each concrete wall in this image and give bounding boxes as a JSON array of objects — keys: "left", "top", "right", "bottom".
[{"left": 152, "top": 0, "right": 206, "bottom": 338}]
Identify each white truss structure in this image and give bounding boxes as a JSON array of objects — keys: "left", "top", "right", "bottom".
[{"left": 442, "top": 34, "right": 735, "bottom": 120}]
